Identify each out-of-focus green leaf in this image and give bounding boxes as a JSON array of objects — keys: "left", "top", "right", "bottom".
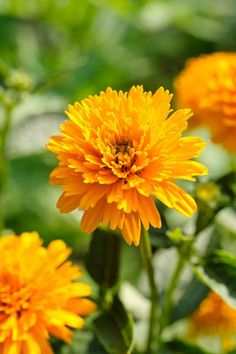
[
  {"left": 150, "top": 225, "right": 173, "bottom": 248},
  {"left": 217, "top": 172, "right": 236, "bottom": 201},
  {"left": 4, "top": 153, "right": 90, "bottom": 252},
  {"left": 86, "top": 229, "right": 120, "bottom": 290},
  {"left": 55, "top": 330, "right": 95, "bottom": 354},
  {"left": 193, "top": 249, "right": 236, "bottom": 308},
  {"left": 86, "top": 337, "right": 107, "bottom": 354},
  {"left": 120, "top": 243, "right": 142, "bottom": 286},
  {"left": 167, "top": 227, "right": 193, "bottom": 245},
  {"left": 215, "top": 207, "right": 236, "bottom": 241},
  {"left": 93, "top": 296, "right": 134, "bottom": 354},
  {"left": 171, "top": 277, "right": 209, "bottom": 323},
  {"left": 165, "top": 339, "right": 215, "bottom": 354}
]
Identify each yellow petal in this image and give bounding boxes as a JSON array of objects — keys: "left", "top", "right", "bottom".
[
  {"left": 138, "top": 196, "right": 161, "bottom": 229},
  {"left": 121, "top": 213, "right": 141, "bottom": 246}
]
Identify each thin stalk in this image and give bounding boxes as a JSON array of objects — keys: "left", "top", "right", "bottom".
[
  {"left": 0, "top": 105, "right": 13, "bottom": 231},
  {"left": 159, "top": 252, "right": 186, "bottom": 334},
  {"left": 159, "top": 236, "right": 195, "bottom": 337},
  {"left": 140, "top": 227, "right": 160, "bottom": 354}
]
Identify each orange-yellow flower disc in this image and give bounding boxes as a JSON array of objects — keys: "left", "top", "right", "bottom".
[
  {"left": 189, "top": 292, "right": 236, "bottom": 351},
  {"left": 47, "top": 86, "right": 207, "bottom": 246},
  {"left": 174, "top": 52, "right": 236, "bottom": 152},
  {"left": 0, "top": 232, "right": 96, "bottom": 354}
]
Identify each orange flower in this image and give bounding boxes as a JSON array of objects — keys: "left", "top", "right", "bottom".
[
  {"left": 189, "top": 292, "right": 236, "bottom": 351},
  {"left": 174, "top": 52, "right": 236, "bottom": 152},
  {"left": 47, "top": 86, "right": 207, "bottom": 246},
  {"left": 0, "top": 232, "right": 96, "bottom": 354}
]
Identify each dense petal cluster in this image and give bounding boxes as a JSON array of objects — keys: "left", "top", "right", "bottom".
[
  {"left": 175, "top": 52, "right": 236, "bottom": 152},
  {"left": 0, "top": 232, "right": 95, "bottom": 354},
  {"left": 189, "top": 292, "right": 236, "bottom": 351},
  {"left": 47, "top": 86, "right": 207, "bottom": 245}
]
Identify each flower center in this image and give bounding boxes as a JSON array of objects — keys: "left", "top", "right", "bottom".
[
  {"left": 115, "top": 140, "right": 132, "bottom": 155},
  {"left": 0, "top": 280, "right": 32, "bottom": 318},
  {"left": 113, "top": 139, "right": 136, "bottom": 174}
]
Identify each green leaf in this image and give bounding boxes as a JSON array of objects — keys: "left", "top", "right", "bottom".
[
  {"left": 86, "top": 337, "right": 107, "bottom": 354},
  {"left": 193, "top": 249, "right": 236, "bottom": 308},
  {"left": 120, "top": 243, "right": 142, "bottom": 286},
  {"left": 93, "top": 296, "right": 134, "bottom": 354},
  {"left": 56, "top": 331, "right": 108, "bottom": 354},
  {"left": 167, "top": 227, "right": 193, "bottom": 245},
  {"left": 86, "top": 228, "right": 121, "bottom": 289},
  {"left": 52, "top": 331, "right": 93, "bottom": 354},
  {"left": 171, "top": 277, "right": 209, "bottom": 323},
  {"left": 215, "top": 208, "right": 236, "bottom": 242},
  {"left": 217, "top": 172, "right": 236, "bottom": 201},
  {"left": 165, "top": 339, "right": 215, "bottom": 354}
]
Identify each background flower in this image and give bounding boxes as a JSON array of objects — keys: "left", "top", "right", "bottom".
[
  {"left": 174, "top": 52, "right": 236, "bottom": 152},
  {"left": 188, "top": 292, "right": 236, "bottom": 351},
  {"left": 47, "top": 86, "right": 207, "bottom": 246},
  {"left": 0, "top": 232, "right": 95, "bottom": 354}
]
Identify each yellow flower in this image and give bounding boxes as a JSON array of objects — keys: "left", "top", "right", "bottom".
[
  {"left": 0, "top": 232, "right": 96, "bottom": 354},
  {"left": 196, "top": 182, "right": 220, "bottom": 203},
  {"left": 47, "top": 86, "right": 207, "bottom": 246},
  {"left": 189, "top": 292, "right": 236, "bottom": 351},
  {"left": 174, "top": 52, "right": 236, "bottom": 152}
]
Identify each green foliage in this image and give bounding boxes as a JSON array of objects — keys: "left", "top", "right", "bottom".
[
  {"left": 86, "top": 229, "right": 136, "bottom": 353},
  {"left": 164, "top": 339, "right": 215, "bottom": 354},
  {"left": 193, "top": 249, "right": 236, "bottom": 308},
  {"left": 171, "top": 277, "right": 209, "bottom": 323},
  {"left": 167, "top": 228, "right": 193, "bottom": 245},
  {"left": 93, "top": 296, "right": 134, "bottom": 354},
  {"left": 53, "top": 331, "right": 106, "bottom": 354},
  {"left": 86, "top": 229, "right": 121, "bottom": 291}
]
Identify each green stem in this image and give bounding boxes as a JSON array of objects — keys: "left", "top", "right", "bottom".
[
  {"left": 140, "top": 227, "right": 160, "bottom": 354},
  {"left": 0, "top": 104, "right": 13, "bottom": 232},
  {"left": 159, "top": 236, "right": 196, "bottom": 339},
  {"left": 229, "top": 152, "right": 236, "bottom": 171},
  {"left": 159, "top": 252, "right": 186, "bottom": 334}
]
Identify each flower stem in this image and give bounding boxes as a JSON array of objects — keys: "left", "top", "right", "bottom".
[
  {"left": 140, "top": 227, "right": 160, "bottom": 354},
  {"left": 159, "top": 237, "right": 195, "bottom": 336},
  {"left": 159, "top": 252, "right": 185, "bottom": 334},
  {"left": 0, "top": 104, "right": 13, "bottom": 232}
]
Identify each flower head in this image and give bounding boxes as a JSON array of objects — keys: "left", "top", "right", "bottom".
[
  {"left": 174, "top": 52, "right": 236, "bottom": 152},
  {"left": 0, "top": 232, "right": 95, "bottom": 354},
  {"left": 47, "top": 86, "right": 207, "bottom": 246},
  {"left": 189, "top": 292, "right": 236, "bottom": 351}
]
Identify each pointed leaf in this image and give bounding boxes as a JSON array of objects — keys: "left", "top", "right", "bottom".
[
  {"left": 86, "top": 229, "right": 121, "bottom": 289},
  {"left": 93, "top": 296, "right": 134, "bottom": 354},
  {"left": 171, "top": 277, "right": 209, "bottom": 323},
  {"left": 193, "top": 249, "right": 236, "bottom": 308},
  {"left": 165, "top": 339, "right": 215, "bottom": 354}
]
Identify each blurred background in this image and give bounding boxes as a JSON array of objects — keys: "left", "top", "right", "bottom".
[
  {"left": 1, "top": 1, "right": 236, "bottom": 353},
  {"left": 0, "top": 0, "right": 236, "bottom": 258},
  {"left": 0, "top": 0, "right": 235, "bottom": 257},
  {"left": 1, "top": 0, "right": 236, "bottom": 248}
]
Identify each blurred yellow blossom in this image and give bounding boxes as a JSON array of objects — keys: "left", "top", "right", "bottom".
[
  {"left": 175, "top": 52, "right": 236, "bottom": 152},
  {"left": 196, "top": 182, "right": 220, "bottom": 203},
  {"left": 189, "top": 292, "right": 236, "bottom": 351}
]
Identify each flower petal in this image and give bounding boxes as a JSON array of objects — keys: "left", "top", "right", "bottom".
[{"left": 121, "top": 213, "right": 141, "bottom": 246}]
